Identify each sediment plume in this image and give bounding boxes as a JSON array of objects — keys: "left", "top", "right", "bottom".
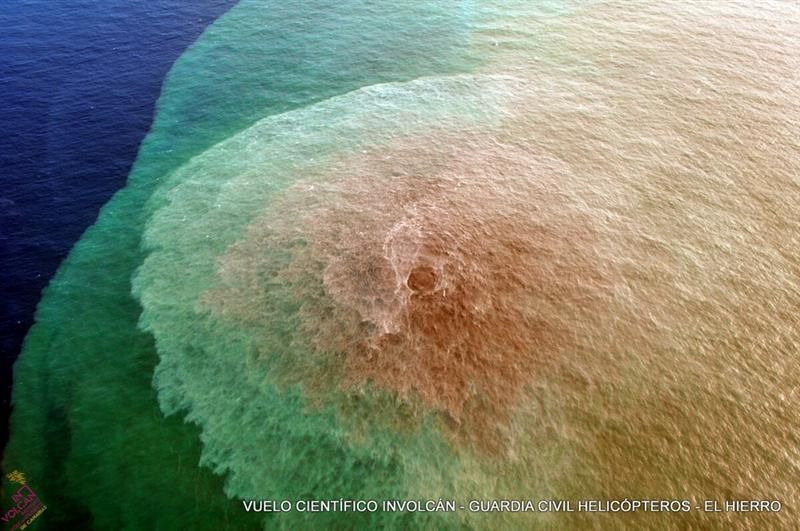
[{"left": 205, "top": 130, "right": 618, "bottom": 453}]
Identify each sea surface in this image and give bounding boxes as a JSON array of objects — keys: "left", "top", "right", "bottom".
[
  {"left": 3, "top": 1, "right": 799, "bottom": 530},
  {"left": 0, "top": 0, "right": 238, "bottom": 451}
]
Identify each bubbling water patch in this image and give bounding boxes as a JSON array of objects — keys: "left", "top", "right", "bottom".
[{"left": 204, "top": 130, "right": 617, "bottom": 452}]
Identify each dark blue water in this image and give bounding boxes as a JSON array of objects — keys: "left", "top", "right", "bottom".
[{"left": 0, "top": 0, "right": 238, "bottom": 454}]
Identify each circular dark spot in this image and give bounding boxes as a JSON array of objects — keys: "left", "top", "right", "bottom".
[{"left": 407, "top": 265, "right": 437, "bottom": 292}]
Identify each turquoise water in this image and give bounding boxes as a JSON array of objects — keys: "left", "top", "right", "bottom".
[{"left": 6, "top": 1, "right": 800, "bottom": 529}]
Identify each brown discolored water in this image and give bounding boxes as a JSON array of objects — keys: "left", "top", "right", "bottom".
[{"left": 138, "top": 1, "right": 799, "bottom": 528}]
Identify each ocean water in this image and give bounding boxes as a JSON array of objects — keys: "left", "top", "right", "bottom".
[
  {"left": 0, "top": 0, "right": 238, "bottom": 451},
  {"left": 5, "top": 1, "right": 800, "bottom": 530}
]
